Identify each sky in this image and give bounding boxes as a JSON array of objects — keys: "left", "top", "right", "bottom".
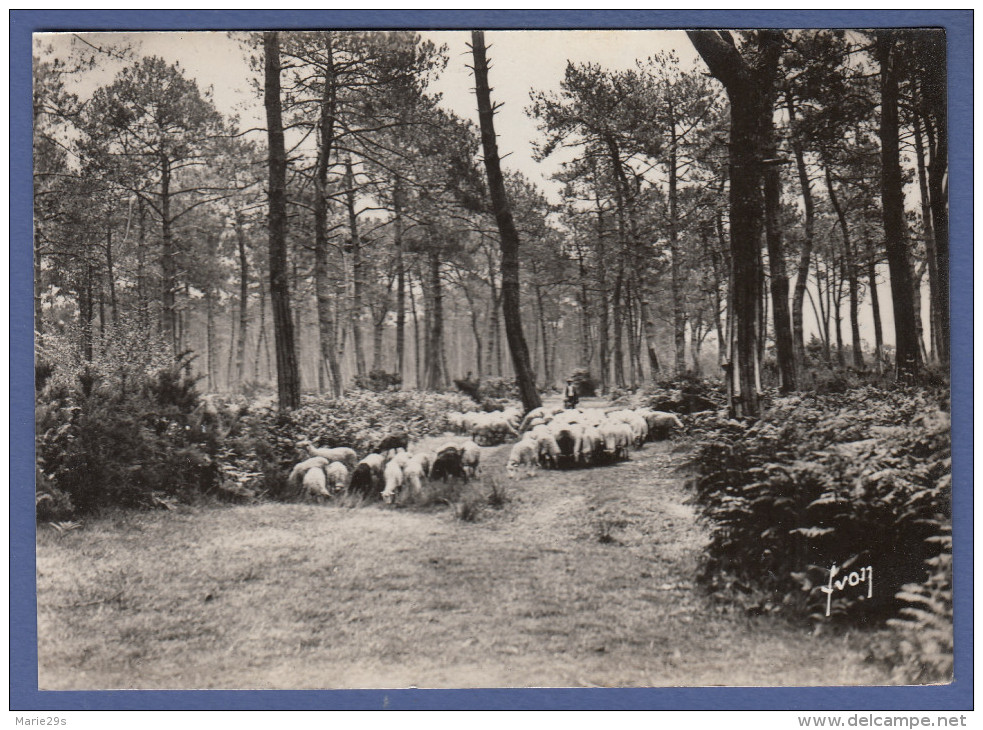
[
  {"left": 38, "top": 30, "right": 702, "bottom": 201},
  {"left": 36, "top": 29, "right": 917, "bottom": 349}
]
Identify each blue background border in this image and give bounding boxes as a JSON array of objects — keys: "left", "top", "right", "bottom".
[{"left": 10, "top": 9, "right": 973, "bottom": 711}]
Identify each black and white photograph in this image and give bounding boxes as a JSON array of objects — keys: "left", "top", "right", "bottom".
[{"left": 31, "top": 26, "right": 954, "bottom": 693}]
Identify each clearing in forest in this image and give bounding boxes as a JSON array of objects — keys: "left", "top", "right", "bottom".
[{"left": 36, "top": 439, "right": 894, "bottom": 689}]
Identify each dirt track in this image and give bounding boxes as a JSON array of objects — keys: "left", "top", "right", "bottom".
[{"left": 37, "top": 433, "right": 894, "bottom": 689}]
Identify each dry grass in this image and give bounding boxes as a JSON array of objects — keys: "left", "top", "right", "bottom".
[{"left": 37, "top": 436, "right": 896, "bottom": 690}]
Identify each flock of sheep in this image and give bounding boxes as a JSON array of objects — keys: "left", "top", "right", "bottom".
[
  {"left": 287, "top": 402, "right": 683, "bottom": 503},
  {"left": 505, "top": 405, "right": 684, "bottom": 478},
  {"left": 288, "top": 434, "right": 482, "bottom": 506}
]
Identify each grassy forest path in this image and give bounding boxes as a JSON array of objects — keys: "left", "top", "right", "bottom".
[{"left": 37, "top": 410, "right": 894, "bottom": 690}]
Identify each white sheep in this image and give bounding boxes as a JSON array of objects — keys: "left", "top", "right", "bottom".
[
  {"left": 297, "top": 440, "right": 358, "bottom": 469},
  {"left": 288, "top": 456, "right": 330, "bottom": 487},
  {"left": 302, "top": 465, "right": 330, "bottom": 500},
  {"left": 402, "top": 455, "right": 427, "bottom": 499},
  {"left": 580, "top": 424, "right": 605, "bottom": 465},
  {"left": 460, "top": 439, "right": 482, "bottom": 479},
  {"left": 324, "top": 461, "right": 350, "bottom": 493},
  {"left": 646, "top": 411, "right": 685, "bottom": 440},
  {"left": 506, "top": 437, "right": 540, "bottom": 478},
  {"left": 381, "top": 459, "right": 405, "bottom": 504},
  {"left": 529, "top": 424, "right": 561, "bottom": 468},
  {"left": 388, "top": 451, "right": 412, "bottom": 468}
]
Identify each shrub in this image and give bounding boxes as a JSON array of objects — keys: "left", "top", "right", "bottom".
[
  {"left": 353, "top": 370, "right": 402, "bottom": 392},
  {"left": 878, "top": 526, "right": 952, "bottom": 683},
  {"left": 690, "top": 386, "right": 951, "bottom": 625},
  {"left": 568, "top": 369, "right": 597, "bottom": 397},
  {"left": 35, "top": 353, "right": 220, "bottom": 517},
  {"left": 639, "top": 375, "right": 724, "bottom": 414}
]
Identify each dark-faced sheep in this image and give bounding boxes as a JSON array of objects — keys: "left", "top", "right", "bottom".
[
  {"left": 349, "top": 453, "right": 386, "bottom": 499},
  {"left": 375, "top": 431, "right": 409, "bottom": 455},
  {"left": 430, "top": 449, "right": 467, "bottom": 483}
]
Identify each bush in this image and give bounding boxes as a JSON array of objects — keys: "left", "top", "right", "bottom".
[
  {"left": 568, "top": 369, "right": 597, "bottom": 397},
  {"left": 35, "top": 354, "right": 221, "bottom": 517},
  {"left": 639, "top": 375, "right": 724, "bottom": 414},
  {"left": 454, "top": 375, "right": 520, "bottom": 403},
  {"left": 877, "top": 527, "right": 953, "bottom": 683},
  {"left": 353, "top": 370, "right": 402, "bottom": 392},
  {"left": 690, "top": 386, "right": 951, "bottom": 626}
]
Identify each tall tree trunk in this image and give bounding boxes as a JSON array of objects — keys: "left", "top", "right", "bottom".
[
  {"left": 205, "top": 289, "right": 215, "bottom": 391},
  {"left": 464, "top": 287, "right": 484, "bottom": 378},
  {"left": 920, "top": 31, "right": 948, "bottom": 367},
  {"left": 713, "top": 213, "right": 728, "bottom": 368},
  {"left": 312, "top": 34, "right": 343, "bottom": 396},
  {"left": 471, "top": 31, "right": 541, "bottom": 412},
  {"left": 833, "top": 256, "right": 846, "bottom": 367},
  {"left": 576, "top": 246, "right": 593, "bottom": 370},
  {"left": 34, "top": 220, "right": 44, "bottom": 338},
  {"left": 343, "top": 157, "right": 367, "bottom": 379},
  {"left": 264, "top": 31, "right": 301, "bottom": 410},
  {"left": 823, "top": 162, "right": 864, "bottom": 369},
  {"left": 913, "top": 106, "right": 940, "bottom": 362},
  {"left": 535, "top": 283, "right": 551, "bottom": 388},
  {"left": 786, "top": 90, "right": 815, "bottom": 372},
  {"left": 160, "top": 156, "right": 176, "bottom": 355},
  {"left": 598, "top": 275, "right": 610, "bottom": 393},
  {"left": 485, "top": 279, "right": 500, "bottom": 377},
  {"left": 254, "top": 277, "right": 266, "bottom": 381},
  {"left": 79, "top": 262, "right": 93, "bottom": 362},
  {"left": 611, "top": 267, "right": 626, "bottom": 389},
  {"left": 762, "top": 122, "right": 796, "bottom": 391},
  {"left": 667, "top": 117, "right": 688, "bottom": 376},
  {"left": 924, "top": 112, "right": 949, "bottom": 367},
  {"left": 876, "top": 31, "right": 923, "bottom": 380},
  {"left": 136, "top": 198, "right": 149, "bottom": 331},
  {"left": 640, "top": 297, "right": 661, "bottom": 381},
  {"left": 104, "top": 219, "right": 118, "bottom": 328},
  {"left": 226, "top": 218, "right": 246, "bottom": 389},
  {"left": 227, "top": 301, "right": 238, "bottom": 389},
  {"left": 425, "top": 250, "right": 445, "bottom": 390},
  {"left": 410, "top": 275, "right": 421, "bottom": 389},
  {"left": 394, "top": 182, "right": 406, "bottom": 383},
  {"left": 688, "top": 30, "right": 782, "bottom": 417}
]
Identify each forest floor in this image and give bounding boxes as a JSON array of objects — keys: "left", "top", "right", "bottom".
[{"left": 36, "top": 401, "right": 896, "bottom": 690}]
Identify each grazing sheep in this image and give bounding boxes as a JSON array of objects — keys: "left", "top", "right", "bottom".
[
  {"left": 460, "top": 439, "right": 482, "bottom": 479},
  {"left": 436, "top": 442, "right": 463, "bottom": 458},
  {"left": 416, "top": 450, "right": 437, "bottom": 478},
  {"left": 519, "top": 407, "right": 548, "bottom": 433},
  {"left": 288, "top": 456, "right": 330, "bottom": 487},
  {"left": 402, "top": 456, "right": 426, "bottom": 499},
  {"left": 551, "top": 422, "right": 584, "bottom": 466},
  {"left": 302, "top": 465, "right": 330, "bottom": 500},
  {"left": 646, "top": 411, "right": 685, "bottom": 440},
  {"left": 324, "top": 461, "right": 350, "bottom": 493},
  {"left": 375, "top": 431, "right": 409, "bottom": 455},
  {"left": 388, "top": 451, "right": 412, "bottom": 468},
  {"left": 579, "top": 425, "right": 605, "bottom": 465},
  {"left": 381, "top": 459, "right": 405, "bottom": 504},
  {"left": 297, "top": 440, "right": 357, "bottom": 469},
  {"left": 599, "top": 422, "right": 633, "bottom": 460},
  {"left": 430, "top": 448, "right": 467, "bottom": 483},
  {"left": 529, "top": 424, "right": 561, "bottom": 469},
  {"left": 349, "top": 453, "right": 386, "bottom": 499},
  {"left": 506, "top": 437, "right": 540, "bottom": 478}
]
